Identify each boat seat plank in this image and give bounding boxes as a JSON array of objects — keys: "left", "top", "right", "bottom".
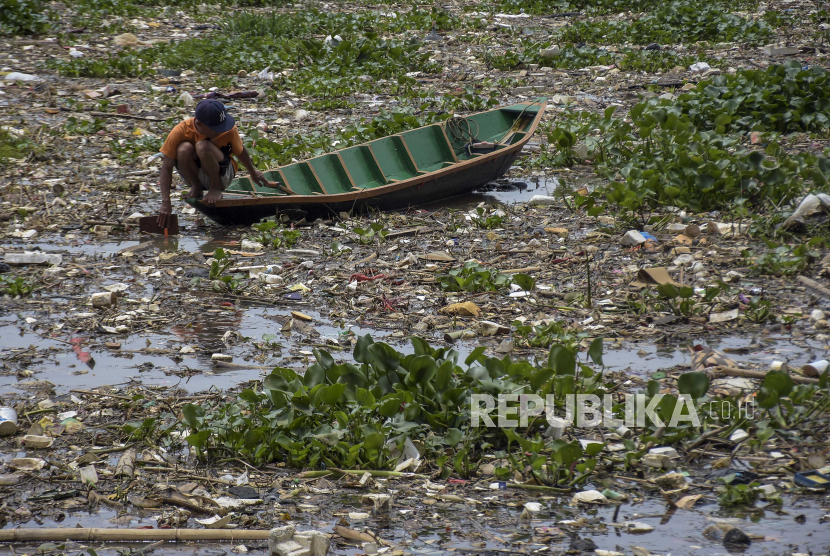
[
  {"left": 368, "top": 136, "right": 421, "bottom": 182},
  {"left": 263, "top": 170, "right": 295, "bottom": 195},
  {"left": 308, "top": 154, "right": 354, "bottom": 195},
  {"left": 465, "top": 110, "right": 517, "bottom": 144},
  {"left": 399, "top": 125, "right": 458, "bottom": 172},
  {"left": 280, "top": 162, "right": 324, "bottom": 195},
  {"left": 339, "top": 146, "right": 388, "bottom": 190}
]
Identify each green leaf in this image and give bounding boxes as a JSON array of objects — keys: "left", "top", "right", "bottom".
[
  {"left": 186, "top": 430, "right": 211, "bottom": 448},
  {"left": 182, "top": 403, "right": 202, "bottom": 430},
  {"left": 530, "top": 368, "right": 554, "bottom": 391},
  {"left": 512, "top": 273, "right": 535, "bottom": 292},
  {"left": 368, "top": 342, "right": 400, "bottom": 373},
  {"left": 436, "top": 360, "right": 454, "bottom": 390},
  {"left": 678, "top": 286, "right": 695, "bottom": 299},
  {"left": 747, "top": 150, "right": 765, "bottom": 170},
  {"left": 585, "top": 442, "right": 605, "bottom": 456},
  {"left": 239, "top": 389, "right": 261, "bottom": 404},
  {"left": 408, "top": 355, "right": 438, "bottom": 386},
  {"left": 411, "top": 336, "right": 432, "bottom": 356},
  {"left": 714, "top": 113, "right": 732, "bottom": 126},
  {"left": 695, "top": 173, "right": 715, "bottom": 191},
  {"left": 587, "top": 338, "right": 604, "bottom": 366},
  {"left": 354, "top": 334, "right": 374, "bottom": 363},
  {"left": 243, "top": 429, "right": 264, "bottom": 450},
  {"left": 379, "top": 398, "right": 401, "bottom": 418},
  {"left": 442, "top": 387, "right": 466, "bottom": 406},
  {"left": 657, "top": 283, "right": 678, "bottom": 298},
  {"left": 453, "top": 448, "right": 469, "bottom": 477},
  {"left": 304, "top": 363, "right": 326, "bottom": 388},
  {"left": 677, "top": 371, "right": 709, "bottom": 400},
  {"left": 364, "top": 432, "right": 385, "bottom": 451},
  {"left": 445, "top": 428, "right": 463, "bottom": 446},
  {"left": 465, "top": 346, "right": 487, "bottom": 366},
  {"left": 555, "top": 374, "right": 575, "bottom": 396},
  {"left": 313, "top": 348, "right": 334, "bottom": 370},
  {"left": 263, "top": 367, "right": 297, "bottom": 392},
  {"left": 548, "top": 344, "right": 576, "bottom": 374},
  {"left": 553, "top": 441, "right": 582, "bottom": 468},
  {"left": 756, "top": 386, "right": 779, "bottom": 409},
  {"left": 355, "top": 387, "right": 376, "bottom": 406},
  {"left": 763, "top": 370, "right": 793, "bottom": 397},
  {"left": 321, "top": 383, "right": 346, "bottom": 406}
]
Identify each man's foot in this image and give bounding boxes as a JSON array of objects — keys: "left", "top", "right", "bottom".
[
  {"left": 203, "top": 188, "right": 223, "bottom": 205},
  {"left": 185, "top": 186, "right": 203, "bottom": 199}
]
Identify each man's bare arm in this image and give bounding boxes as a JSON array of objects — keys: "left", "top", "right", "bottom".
[
  {"left": 157, "top": 155, "right": 175, "bottom": 228},
  {"left": 237, "top": 146, "right": 269, "bottom": 187}
]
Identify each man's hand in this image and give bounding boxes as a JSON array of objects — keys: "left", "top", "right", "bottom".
[
  {"left": 158, "top": 154, "right": 175, "bottom": 229},
  {"left": 157, "top": 200, "right": 173, "bottom": 229},
  {"left": 250, "top": 169, "right": 269, "bottom": 189},
  {"left": 237, "top": 147, "right": 269, "bottom": 189}
]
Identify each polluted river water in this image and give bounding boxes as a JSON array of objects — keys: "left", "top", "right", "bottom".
[
  {"left": 2, "top": 181, "right": 830, "bottom": 556},
  {"left": 0, "top": 307, "right": 825, "bottom": 394},
  {"left": 0, "top": 496, "right": 828, "bottom": 556}
]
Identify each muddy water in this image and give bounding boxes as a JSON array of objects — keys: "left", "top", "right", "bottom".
[
  {"left": 0, "top": 296, "right": 822, "bottom": 395},
  {"left": 21, "top": 233, "right": 233, "bottom": 257},
  {"left": 0, "top": 306, "right": 389, "bottom": 394},
  {"left": 6, "top": 211, "right": 822, "bottom": 396},
  {"left": 0, "top": 223, "right": 824, "bottom": 395},
  {"left": 418, "top": 176, "right": 560, "bottom": 210},
  {"left": 0, "top": 495, "right": 827, "bottom": 555}
]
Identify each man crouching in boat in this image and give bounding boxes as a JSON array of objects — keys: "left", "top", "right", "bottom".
[{"left": 156, "top": 99, "right": 269, "bottom": 228}]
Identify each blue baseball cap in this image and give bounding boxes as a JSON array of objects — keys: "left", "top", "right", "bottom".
[{"left": 195, "top": 99, "right": 234, "bottom": 133}]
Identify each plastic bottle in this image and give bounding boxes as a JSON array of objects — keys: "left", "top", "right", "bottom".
[{"left": 0, "top": 407, "right": 18, "bottom": 436}]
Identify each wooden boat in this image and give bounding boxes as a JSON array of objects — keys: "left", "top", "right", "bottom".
[{"left": 186, "top": 98, "right": 547, "bottom": 225}]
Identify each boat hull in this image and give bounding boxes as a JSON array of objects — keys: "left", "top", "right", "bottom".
[{"left": 191, "top": 147, "right": 522, "bottom": 225}]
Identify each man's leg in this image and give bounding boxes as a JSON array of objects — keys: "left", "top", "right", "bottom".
[
  {"left": 176, "top": 142, "right": 204, "bottom": 199},
  {"left": 194, "top": 140, "right": 226, "bottom": 204}
]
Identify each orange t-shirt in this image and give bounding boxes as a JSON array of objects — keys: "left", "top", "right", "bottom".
[{"left": 160, "top": 117, "right": 244, "bottom": 172}]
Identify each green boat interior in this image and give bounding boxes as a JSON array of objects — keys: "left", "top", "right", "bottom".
[{"left": 219, "top": 102, "right": 541, "bottom": 198}]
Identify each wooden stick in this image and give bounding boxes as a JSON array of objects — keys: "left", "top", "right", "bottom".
[
  {"left": 710, "top": 366, "right": 819, "bottom": 385},
  {"left": 266, "top": 181, "right": 294, "bottom": 196},
  {"left": 505, "top": 483, "right": 570, "bottom": 494},
  {"left": 503, "top": 266, "right": 542, "bottom": 274},
  {"left": 384, "top": 226, "right": 435, "bottom": 240},
  {"left": 70, "top": 389, "right": 133, "bottom": 400},
  {"left": 346, "top": 252, "right": 377, "bottom": 269},
  {"left": 177, "top": 474, "right": 235, "bottom": 485},
  {"left": 298, "top": 469, "right": 427, "bottom": 479},
  {"left": 797, "top": 275, "right": 830, "bottom": 299},
  {"left": 0, "top": 528, "right": 270, "bottom": 542}
]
